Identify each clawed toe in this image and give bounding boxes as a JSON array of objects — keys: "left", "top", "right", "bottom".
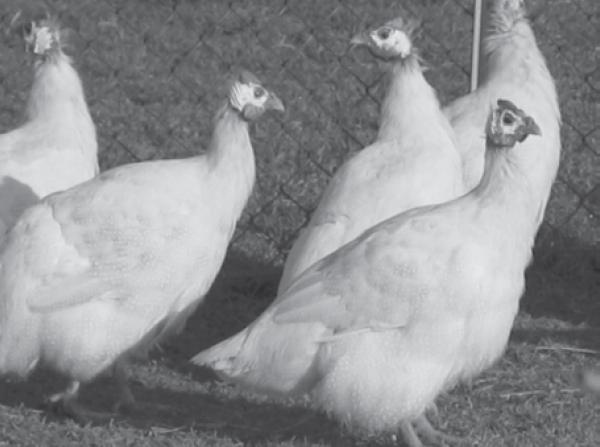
[
  {"left": 45, "top": 394, "right": 115, "bottom": 424},
  {"left": 44, "top": 380, "right": 116, "bottom": 424},
  {"left": 413, "top": 415, "right": 466, "bottom": 446},
  {"left": 396, "top": 414, "right": 466, "bottom": 447}
]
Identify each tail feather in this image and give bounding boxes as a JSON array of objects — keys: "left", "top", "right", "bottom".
[
  {"left": 191, "top": 328, "right": 249, "bottom": 377},
  {"left": 191, "top": 316, "right": 329, "bottom": 396}
]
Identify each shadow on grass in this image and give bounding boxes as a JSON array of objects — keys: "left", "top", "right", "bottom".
[
  {"left": 166, "top": 249, "right": 283, "bottom": 361},
  {"left": 510, "top": 326, "right": 600, "bottom": 350},
  {"left": 0, "top": 371, "right": 348, "bottom": 446},
  {"left": 119, "top": 385, "right": 344, "bottom": 446},
  {"left": 515, "top": 226, "right": 600, "bottom": 350}
]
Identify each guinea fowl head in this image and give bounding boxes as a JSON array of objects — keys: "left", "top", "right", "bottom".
[
  {"left": 23, "top": 17, "right": 63, "bottom": 59},
  {"left": 488, "top": 0, "right": 528, "bottom": 30},
  {"left": 350, "top": 16, "right": 419, "bottom": 60},
  {"left": 228, "top": 70, "right": 284, "bottom": 121},
  {"left": 490, "top": 0, "right": 526, "bottom": 15},
  {"left": 486, "top": 99, "right": 541, "bottom": 149}
]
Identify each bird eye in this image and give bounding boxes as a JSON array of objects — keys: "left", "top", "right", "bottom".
[
  {"left": 254, "top": 87, "right": 265, "bottom": 99},
  {"left": 502, "top": 112, "right": 516, "bottom": 126},
  {"left": 378, "top": 27, "right": 391, "bottom": 40}
]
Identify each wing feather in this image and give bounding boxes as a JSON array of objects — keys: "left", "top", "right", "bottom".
[
  {"left": 12, "top": 162, "right": 197, "bottom": 313},
  {"left": 272, "top": 220, "right": 432, "bottom": 333}
]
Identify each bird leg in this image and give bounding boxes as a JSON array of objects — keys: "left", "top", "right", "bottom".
[
  {"left": 47, "top": 380, "right": 81, "bottom": 407},
  {"left": 112, "top": 359, "right": 136, "bottom": 413},
  {"left": 413, "top": 414, "right": 465, "bottom": 446},
  {"left": 398, "top": 421, "right": 424, "bottom": 447},
  {"left": 111, "top": 359, "right": 172, "bottom": 414},
  {"left": 46, "top": 380, "right": 114, "bottom": 424},
  {"left": 424, "top": 400, "right": 440, "bottom": 425}
]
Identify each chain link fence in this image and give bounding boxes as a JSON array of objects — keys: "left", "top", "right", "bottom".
[{"left": 0, "top": 0, "right": 599, "bottom": 268}]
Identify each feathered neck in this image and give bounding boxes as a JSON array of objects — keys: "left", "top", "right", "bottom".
[
  {"left": 485, "top": 2, "right": 526, "bottom": 35},
  {"left": 471, "top": 143, "right": 542, "bottom": 237},
  {"left": 25, "top": 51, "right": 90, "bottom": 121},
  {"left": 205, "top": 104, "right": 256, "bottom": 212},
  {"left": 480, "top": 12, "right": 560, "bottom": 123},
  {"left": 23, "top": 50, "right": 97, "bottom": 162},
  {"left": 478, "top": 9, "right": 561, "bottom": 226},
  {"left": 376, "top": 54, "right": 439, "bottom": 141},
  {"left": 207, "top": 104, "right": 250, "bottom": 161}
]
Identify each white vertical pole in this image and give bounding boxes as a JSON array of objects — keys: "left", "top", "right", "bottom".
[{"left": 470, "top": 0, "right": 483, "bottom": 91}]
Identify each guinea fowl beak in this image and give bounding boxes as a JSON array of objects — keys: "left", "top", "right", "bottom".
[
  {"left": 524, "top": 117, "right": 542, "bottom": 136},
  {"left": 350, "top": 31, "right": 369, "bottom": 47},
  {"left": 266, "top": 93, "right": 285, "bottom": 112}
]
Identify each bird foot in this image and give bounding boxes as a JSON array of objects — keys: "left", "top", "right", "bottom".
[
  {"left": 397, "top": 415, "right": 465, "bottom": 447},
  {"left": 45, "top": 393, "right": 116, "bottom": 425},
  {"left": 398, "top": 421, "right": 424, "bottom": 447},
  {"left": 112, "top": 395, "right": 173, "bottom": 416},
  {"left": 413, "top": 415, "right": 466, "bottom": 446}
]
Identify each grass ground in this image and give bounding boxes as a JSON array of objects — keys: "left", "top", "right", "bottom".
[{"left": 0, "top": 0, "right": 599, "bottom": 445}]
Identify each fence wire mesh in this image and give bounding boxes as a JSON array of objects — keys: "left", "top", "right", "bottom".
[{"left": 0, "top": 0, "right": 599, "bottom": 267}]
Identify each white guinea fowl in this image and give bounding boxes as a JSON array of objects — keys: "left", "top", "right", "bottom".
[
  {"left": 0, "top": 71, "right": 283, "bottom": 420},
  {"left": 443, "top": 0, "right": 560, "bottom": 203},
  {"left": 193, "top": 99, "right": 549, "bottom": 446},
  {"left": 277, "top": 17, "right": 463, "bottom": 294},
  {"left": 0, "top": 17, "right": 98, "bottom": 236},
  {"left": 442, "top": 0, "right": 561, "bottom": 383}
]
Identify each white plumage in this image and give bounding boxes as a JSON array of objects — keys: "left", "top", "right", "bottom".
[
  {"left": 0, "top": 17, "right": 98, "bottom": 235},
  {"left": 443, "top": 1, "right": 562, "bottom": 382},
  {"left": 193, "top": 99, "right": 556, "bottom": 446},
  {"left": 277, "top": 17, "right": 463, "bottom": 293},
  {"left": 0, "top": 71, "right": 283, "bottom": 418},
  {"left": 444, "top": 0, "right": 560, "bottom": 199}
]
